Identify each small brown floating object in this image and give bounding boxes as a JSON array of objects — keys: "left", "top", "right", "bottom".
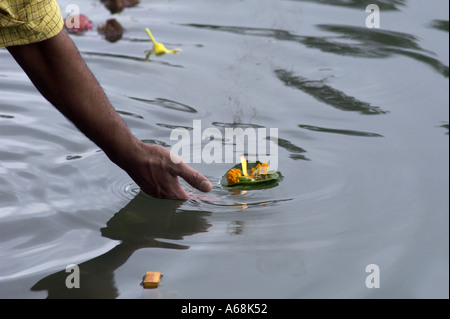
[
  {"left": 142, "top": 271, "right": 162, "bottom": 289},
  {"left": 101, "top": 0, "right": 140, "bottom": 14},
  {"left": 98, "top": 19, "right": 124, "bottom": 43}
]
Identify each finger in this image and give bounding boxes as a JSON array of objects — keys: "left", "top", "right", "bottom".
[
  {"left": 177, "top": 163, "right": 212, "bottom": 193},
  {"left": 163, "top": 177, "right": 191, "bottom": 200},
  {"left": 141, "top": 175, "right": 190, "bottom": 200},
  {"left": 147, "top": 182, "right": 190, "bottom": 200}
]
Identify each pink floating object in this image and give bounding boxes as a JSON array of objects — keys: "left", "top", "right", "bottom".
[{"left": 64, "top": 14, "right": 92, "bottom": 33}]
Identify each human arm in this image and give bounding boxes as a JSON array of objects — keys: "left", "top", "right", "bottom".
[{"left": 6, "top": 30, "right": 212, "bottom": 199}]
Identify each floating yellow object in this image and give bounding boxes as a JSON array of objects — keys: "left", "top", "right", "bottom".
[
  {"left": 145, "top": 28, "right": 181, "bottom": 58},
  {"left": 143, "top": 271, "right": 162, "bottom": 289},
  {"left": 227, "top": 168, "right": 242, "bottom": 184}
]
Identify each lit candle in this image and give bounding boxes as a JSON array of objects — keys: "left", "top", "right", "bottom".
[{"left": 240, "top": 156, "right": 248, "bottom": 176}]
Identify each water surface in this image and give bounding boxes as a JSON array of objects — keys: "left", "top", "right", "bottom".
[{"left": 0, "top": 0, "right": 448, "bottom": 298}]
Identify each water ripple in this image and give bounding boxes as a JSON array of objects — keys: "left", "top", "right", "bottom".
[
  {"left": 185, "top": 23, "right": 449, "bottom": 77},
  {"left": 127, "top": 96, "right": 198, "bottom": 113},
  {"left": 292, "top": 0, "right": 406, "bottom": 11},
  {"left": 107, "top": 176, "right": 140, "bottom": 201},
  {"left": 298, "top": 124, "right": 383, "bottom": 137},
  {"left": 275, "top": 69, "right": 388, "bottom": 115},
  {"left": 428, "top": 19, "right": 449, "bottom": 32},
  {"left": 81, "top": 51, "right": 184, "bottom": 68}
]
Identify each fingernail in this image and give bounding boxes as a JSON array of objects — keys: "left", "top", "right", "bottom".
[{"left": 199, "top": 180, "right": 212, "bottom": 192}]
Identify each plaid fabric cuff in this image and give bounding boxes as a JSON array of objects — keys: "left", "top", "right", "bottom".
[{"left": 0, "top": 0, "right": 63, "bottom": 47}]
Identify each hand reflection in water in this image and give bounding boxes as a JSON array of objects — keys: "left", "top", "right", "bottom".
[{"left": 31, "top": 192, "right": 211, "bottom": 298}]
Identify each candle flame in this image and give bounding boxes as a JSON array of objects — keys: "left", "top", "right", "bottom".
[{"left": 240, "top": 155, "right": 248, "bottom": 176}]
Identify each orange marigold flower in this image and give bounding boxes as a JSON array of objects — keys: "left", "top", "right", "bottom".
[{"left": 227, "top": 168, "right": 242, "bottom": 184}]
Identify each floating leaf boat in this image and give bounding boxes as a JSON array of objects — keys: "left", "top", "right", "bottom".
[{"left": 221, "top": 157, "right": 282, "bottom": 189}]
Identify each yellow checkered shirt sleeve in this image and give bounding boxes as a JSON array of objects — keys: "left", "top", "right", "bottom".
[{"left": 0, "top": 0, "right": 63, "bottom": 47}]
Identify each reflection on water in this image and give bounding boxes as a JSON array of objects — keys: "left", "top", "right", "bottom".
[
  {"left": 293, "top": 0, "right": 406, "bottom": 11},
  {"left": 81, "top": 51, "right": 184, "bottom": 68},
  {"left": 186, "top": 22, "right": 449, "bottom": 77},
  {"left": 298, "top": 124, "right": 383, "bottom": 137},
  {"left": 101, "top": 193, "right": 210, "bottom": 246},
  {"left": 1, "top": 0, "right": 448, "bottom": 299},
  {"left": 439, "top": 123, "right": 449, "bottom": 135},
  {"left": 212, "top": 121, "right": 264, "bottom": 129},
  {"left": 272, "top": 136, "right": 309, "bottom": 161},
  {"left": 211, "top": 122, "right": 309, "bottom": 161},
  {"left": 141, "top": 139, "right": 171, "bottom": 147},
  {"left": 275, "top": 69, "right": 387, "bottom": 115},
  {"left": 315, "top": 24, "right": 449, "bottom": 77},
  {"left": 429, "top": 19, "right": 449, "bottom": 32},
  {"left": 127, "top": 97, "right": 198, "bottom": 113},
  {"left": 31, "top": 193, "right": 211, "bottom": 298}
]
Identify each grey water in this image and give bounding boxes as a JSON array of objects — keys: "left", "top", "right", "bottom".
[{"left": 0, "top": 0, "right": 448, "bottom": 298}]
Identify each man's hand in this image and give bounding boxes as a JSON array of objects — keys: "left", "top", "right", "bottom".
[
  {"left": 7, "top": 30, "right": 212, "bottom": 199},
  {"left": 125, "top": 143, "right": 212, "bottom": 199}
]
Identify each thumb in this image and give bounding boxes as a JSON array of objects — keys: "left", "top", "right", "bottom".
[{"left": 177, "top": 163, "right": 212, "bottom": 193}]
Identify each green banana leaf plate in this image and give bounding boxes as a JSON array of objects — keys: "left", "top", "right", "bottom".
[{"left": 221, "top": 161, "right": 282, "bottom": 189}]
